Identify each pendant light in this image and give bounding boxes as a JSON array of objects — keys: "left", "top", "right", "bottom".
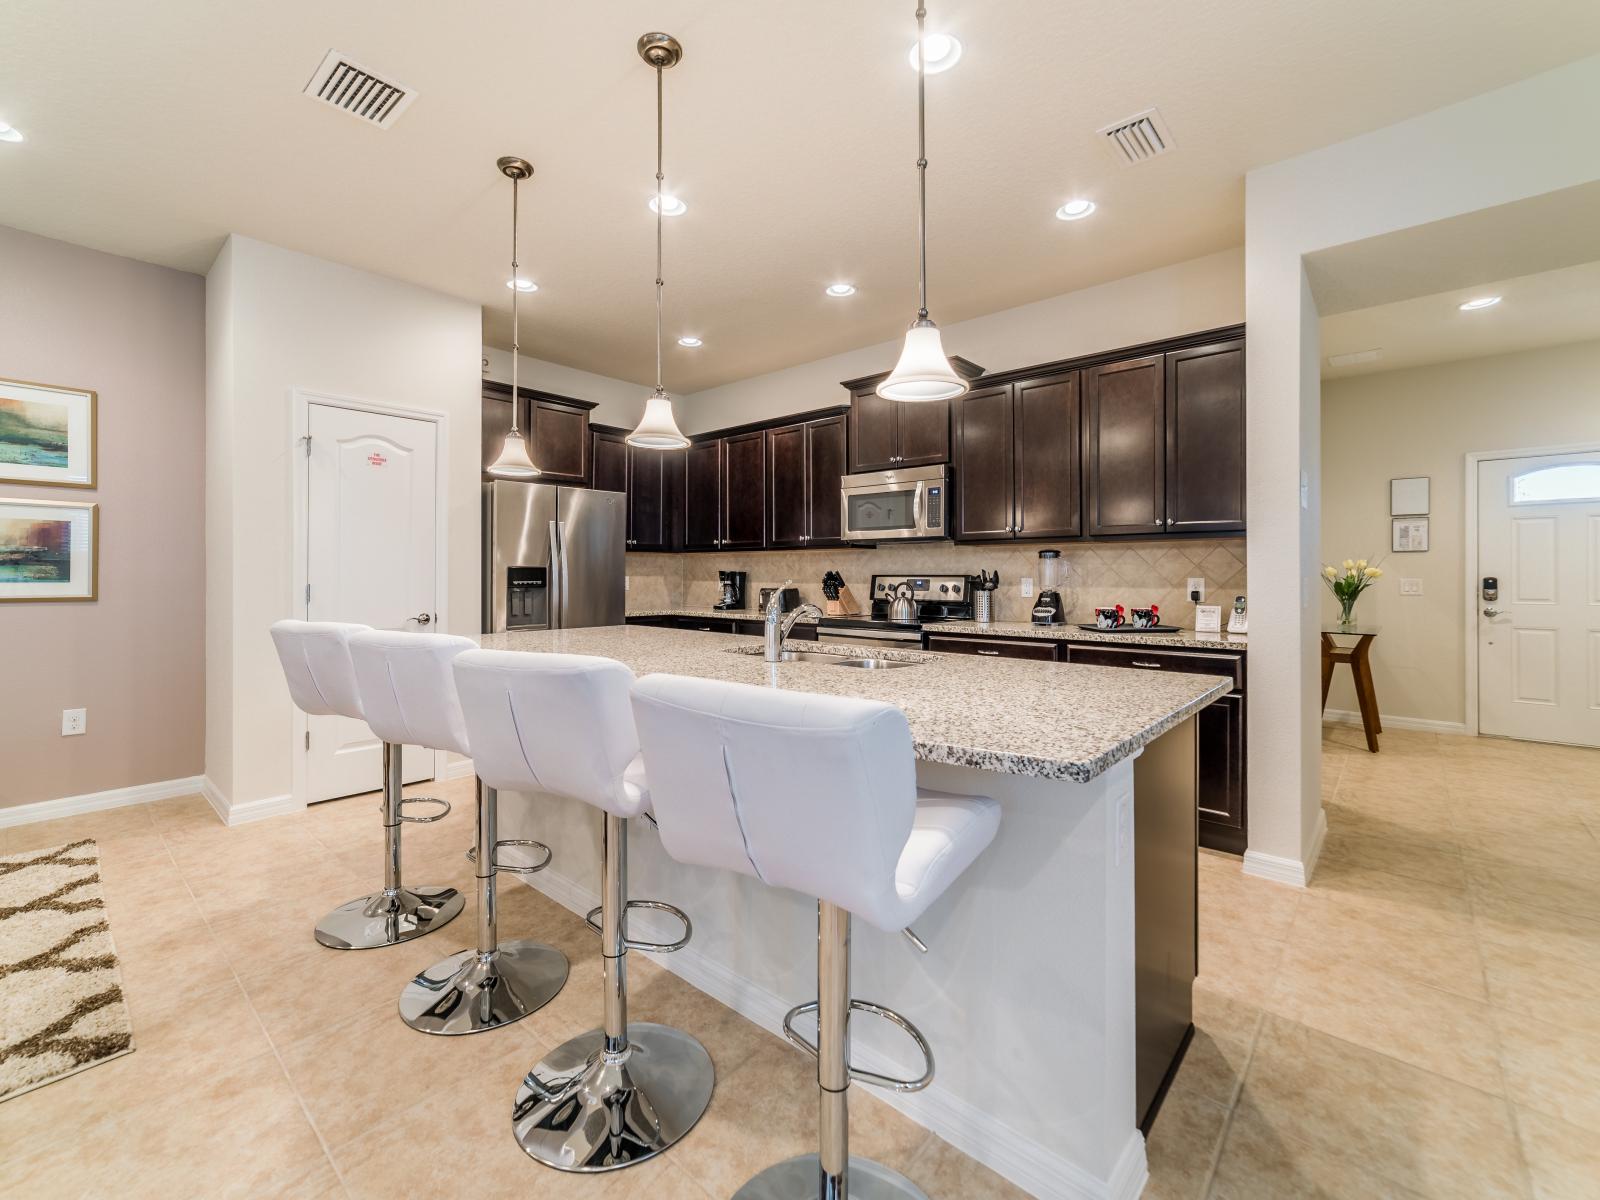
[
  {"left": 878, "top": 3, "right": 968, "bottom": 404},
  {"left": 627, "top": 33, "right": 691, "bottom": 450},
  {"left": 487, "top": 156, "right": 542, "bottom": 478}
]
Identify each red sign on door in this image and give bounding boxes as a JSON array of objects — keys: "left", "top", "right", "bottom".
[{"left": 368, "top": 453, "right": 387, "bottom": 467}]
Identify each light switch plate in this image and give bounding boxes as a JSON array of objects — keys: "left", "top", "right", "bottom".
[
  {"left": 1020, "top": 577, "right": 1034, "bottom": 598},
  {"left": 62, "top": 708, "right": 86, "bottom": 736},
  {"left": 1187, "top": 577, "right": 1206, "bottom": 603},
  {"left": 1400, "top": 578, "right": 1423, "bottom": 596}
]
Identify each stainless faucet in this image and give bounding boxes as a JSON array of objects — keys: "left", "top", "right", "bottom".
[{"left": 764, "top": 580, "right": 823, "bottom": 662}]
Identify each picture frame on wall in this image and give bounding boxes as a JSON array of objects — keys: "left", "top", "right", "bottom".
[
  {"left": 0, "top": 377, "right": 98, "bottom": 489},
  {"left": 0, "top": 498, "right": 98, "bottom": 602},
  {"left": 1390, "top": 476, "right": 1429, "bottom": 516},
  {"left": 1392, "top": 516, "right": 1429, "bottom": 553}
]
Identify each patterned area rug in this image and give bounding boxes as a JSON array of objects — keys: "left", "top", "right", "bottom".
[{"left": 0, "top": 838, "right": 135, "bottom": 1101}]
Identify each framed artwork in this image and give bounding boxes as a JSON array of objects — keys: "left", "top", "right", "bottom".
[
  {"left": 1392, "top": 516, "right": 1429, "bottom": 553},
  {"left": 1390, "top": 476, "right": 1429, "bottom": 516},
  {"left": 0, "top": 377, "right": 97, "bottom": 489},
  {"left": 0, "top": 498, "right": 98, "bottom": 602}
]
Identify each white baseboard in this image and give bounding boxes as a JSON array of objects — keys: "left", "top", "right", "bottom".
[
  {"left": 1242, "top": 806, "right": 1326, "bottom": 889},
  {"left": 0, "top": 775, "right": 208, "bottom": 829},
  {"left": 442, "top": 758, "right": 475, "bottom": 781},
  {"left": 1323, "top": 709, "right": 1469, "bottom": 735},
  {"left": 508, "top": 855, "right": 1146, "bottom": 1200},
  {"left": 200, "top": 777, "right": 300, "bottom": 827}
]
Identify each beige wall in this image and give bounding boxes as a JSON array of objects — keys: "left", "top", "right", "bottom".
[
  {"left": 1321, "top": 339, "right": 1600, "bottom": 726},
  {"left": 628, "top": 538, "right": 1246, "bottom": 629},
  {"left": 681, "top": 248, "right": 1244, "bottom": 433},
  {"left": 0, "top": 225, "right": 205, "bottom": 809},
  {"left": 205, "top": 236, "right": 482, "bottom": 815}
]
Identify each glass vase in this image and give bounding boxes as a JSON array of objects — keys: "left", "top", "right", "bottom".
[{"left": 1338, "top": 595, "right": 1358, "bottom": 627}]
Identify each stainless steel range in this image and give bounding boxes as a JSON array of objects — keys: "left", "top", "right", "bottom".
[{"left": 815, "top": 573, "right": 974, "bottom": 649}]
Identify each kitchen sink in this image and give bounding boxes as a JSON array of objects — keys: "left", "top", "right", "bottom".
[{"left": 729, "top": 647, "right": 923, "bottom": 669}]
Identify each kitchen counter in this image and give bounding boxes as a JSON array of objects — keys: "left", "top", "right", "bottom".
[
  {"left": 929, "top": 619, "right": 1248, "bottom": 651},
  {"left": 480, "top": 625, "right": 1229, "bottom": 784},
  {"left": 624, "top": 606, "right": 820, "bottom": 623}
]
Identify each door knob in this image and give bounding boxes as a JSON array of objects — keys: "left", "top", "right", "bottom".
[
  {"left": 412, "top": 612, "right": 432, "bottom": 625},
  {"left": 1482, "top": 607, "right": 1502, "bottom": 619}
]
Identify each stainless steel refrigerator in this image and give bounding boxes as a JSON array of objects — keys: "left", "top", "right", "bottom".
[{"left": 482, "top": 481, "right": 626, "bottom": 633}]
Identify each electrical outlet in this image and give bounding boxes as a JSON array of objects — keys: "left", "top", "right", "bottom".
[
  {"left": 1020, "top": 576, "right": 1034, "bottom": 598},
  {"left": 1187, "top": 577, "right": 1206, "bottom": 603},
  {"left": 1400, "top": 578, "right": 1423, "bottom": 596},
  {"left": 62, "top": 708, "right": 86, "bottom": 736}
]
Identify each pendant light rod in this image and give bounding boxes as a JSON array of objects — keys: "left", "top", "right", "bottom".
[
  {"left": 915, "top": 3, "right": 929, "bottom": 321},
  {"left": 655, "top": 61, "right": 665, "bottom": 393}
]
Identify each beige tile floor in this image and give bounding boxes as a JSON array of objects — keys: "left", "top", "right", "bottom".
[{"left": 2, "top": 727, "right": 1597, "bottom": 1198}]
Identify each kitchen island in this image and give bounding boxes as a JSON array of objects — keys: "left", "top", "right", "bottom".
[{"left": 477, "top": 625, "right": 1229, "bottom": 1200}]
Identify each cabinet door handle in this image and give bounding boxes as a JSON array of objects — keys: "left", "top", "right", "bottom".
[
  {"left": 1166, "top": 517, "right": 1174, "bottom": 526},
  {"left": 1154, "top": 520, "right": 1163, "bottom": 527},
  {"left": 976, "top": 649, "right": 1000, "bottom": 656},
  {"left": 1131, "top": 660, "right": 1162, "bottom": 668}
]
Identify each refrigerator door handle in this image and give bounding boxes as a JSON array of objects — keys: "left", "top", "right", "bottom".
[{"left": 548, "top": 519, "right": 564, "bottom": 629}]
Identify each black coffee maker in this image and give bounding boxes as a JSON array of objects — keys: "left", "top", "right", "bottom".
[{"left": 714, "top": 570, "right": 747, "bottom": 610}]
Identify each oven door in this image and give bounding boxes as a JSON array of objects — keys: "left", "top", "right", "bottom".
[{"left": 839, "top": 466, "right": 946, "bottom": 542}]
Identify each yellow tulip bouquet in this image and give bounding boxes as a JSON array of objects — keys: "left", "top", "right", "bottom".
[{"left": 1322, "top": 558, "right": 1383, "bottom": 626}]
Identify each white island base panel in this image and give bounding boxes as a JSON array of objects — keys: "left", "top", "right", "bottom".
[{"left": 496, "top": 755, "right": 1148, "bottom": 1200}]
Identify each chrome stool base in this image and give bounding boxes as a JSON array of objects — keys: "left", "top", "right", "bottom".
[
  {"left": 512, "top": 1022, "right": 714, "bottom": 1172},
  {"left": 398, "top": 939, "right": 568, "bottom": 1034},
  {"left": 313, "top": 885, "right": 464, "bottom": 951},
  {"left": 733, "top": 1155, "right": 930, "bottom": 1200}
]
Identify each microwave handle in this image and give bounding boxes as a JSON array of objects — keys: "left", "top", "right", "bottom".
[{"left": 912, "top": 480, "right": 925, "bottom": 529}]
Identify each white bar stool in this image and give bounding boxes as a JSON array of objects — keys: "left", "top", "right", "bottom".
[
  {"left": 452, "top": 649, "right": 714, "bottom": 1173},
  {"left": 348, "top": 630, "right": 569, "bottom": 1035},
  {"left": 631, "top": 674, "right": 1001, "bottom": 1200},
  {"left": 270, "top": 620, "right": 464, "bottom": 950}
]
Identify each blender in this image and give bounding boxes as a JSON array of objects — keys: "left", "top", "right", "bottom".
[{"left": 1031, "top": 549, "right": 1065, "bottom": 626}]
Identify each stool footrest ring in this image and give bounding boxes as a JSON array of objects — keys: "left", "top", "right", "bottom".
[
  {"left": 464, "top": 840, "right": 553, "bottom": 875},
  {"left": 781, "top": 999, "right": 935, "bottom": 1093},
  {"left": 397, "top": 796, "right": 451, "bottom": 823},
  {"left": 583, "top": 899, "right": 693, "bottom": 953}
]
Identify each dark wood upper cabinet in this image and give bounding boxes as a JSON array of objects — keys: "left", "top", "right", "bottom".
[
  {"left": 804, "top": 414, "right": 847, "bottom": 546},
  {"left": 1166, "top": 339, "right": 1246, "bottom": 534},
  {"left": 766, "top": 423, "right": 808, "bottom": 549},
  {"left": 952, "top": 385, "right": 1015, "bottom": 541},
  {"left": 1014, "top": 371, "right": 1082, "bottom": 539},
  {"left": 481, "top": 381, "right": 594, "bottom": 484},
  {"left": 1085, "top": 355, "right": 1166, "bottom": 536},
  {"left": 627, "top": 444, "right": 669, "bottom": 552},
  {"left": 682, "top": 440, "right": 722, "bottom": 550},
  {"left": 895, "top": 398, "right": 951, "bottom": 468},
  {"left": 847, "top": 390, "right": 900, "bottom": 473},
  {"left": 591, "top": 428, "right": 628, "bottom": 495},
  {"left": 720, "top": 430, "right": 767, "bottom": 550},
  {"left": 768, "top": 414, "right": 847, "bottom": 549}
]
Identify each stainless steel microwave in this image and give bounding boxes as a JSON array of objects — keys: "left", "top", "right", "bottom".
[{"left": 840, "top": 464, "right": 949, "bottom": 542}]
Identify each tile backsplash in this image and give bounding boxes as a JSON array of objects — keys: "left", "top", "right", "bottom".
[{"left": 627, "top": 538, "right": 1247, "bottom": 627}]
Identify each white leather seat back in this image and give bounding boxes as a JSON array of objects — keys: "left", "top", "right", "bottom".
[
  {"left": 453, "top": 650, "right": 647, "bottom": 819},
  {"left": 270, "top": 620, "right": 370, "bottom": 720},
  {"left": 630, "top": 674, "right": 918, "bottom": 927},
  {"left": 348, "top": 630, "right": 477, "bottom": 756}
]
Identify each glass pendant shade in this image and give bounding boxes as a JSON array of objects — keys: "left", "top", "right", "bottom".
[
  {"left": 877, "top": 319, "right": 969, "bottom": 402},
  {"left": 487, "top": 427, "right": 541, "bottom": 478},
  {"left": 626, "top": 387, "right": 689, "bottom": 449}
]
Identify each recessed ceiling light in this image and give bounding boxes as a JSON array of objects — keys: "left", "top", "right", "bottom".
[
  {"left": 0, "top": 121, "right": 23, "bottom": 143},
  {"left": 825, "top": 283, "right": 857, "bottom": 297},
  {"left": 909, "top": 33, "right": 962, "bottom": 74},
  {"left": 506, "top": 277, "right": 538, "bottom": 292},
  {"left": 1055, "top": 198, "right": 1096, "bottom": 221},
  {"left": 1459, "top": 296, "right": 1501, "bottom": 311},
  {"left": 648, "top": 194, "right": 687, "bottom": 216},
  {"left": 677, "top": 335, "right": 703, "bottom": 348}
]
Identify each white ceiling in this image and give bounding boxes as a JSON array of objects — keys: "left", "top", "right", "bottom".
[
  {"left": 1321, "top": 259, "right": 1600, "bottom": 380},
  {"left": 3, "top": 1, "right": 1600, "bottom": 392}
]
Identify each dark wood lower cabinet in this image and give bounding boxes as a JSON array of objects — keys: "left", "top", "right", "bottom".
[
  {"left": 924, "top": 634, "right": 1060, "bottom": 661},
  {"left": 1195, "top": 692, "right": 1246, "bottom": 853}
]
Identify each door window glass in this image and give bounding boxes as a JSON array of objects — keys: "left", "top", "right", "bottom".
[{"left": 1510, "top": 463, "right": 1600, "bottom": 505}]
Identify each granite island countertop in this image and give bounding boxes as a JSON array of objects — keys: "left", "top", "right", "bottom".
[
  {"left": 926, "top": 620, "right": 1249, "bottom": 651},
  {"left": 478, "top": 625, "right": 1230, "bottom": 784}
]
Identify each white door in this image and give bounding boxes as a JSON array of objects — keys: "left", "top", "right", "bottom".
[
  {"left": 1478, "top": 450, "right": 1600, "bottom": 748},
  {"left": 304, "top": 402, "right": 441, "bottom": 800}
]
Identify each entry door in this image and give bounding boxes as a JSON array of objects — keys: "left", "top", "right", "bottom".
[
  {"left": 1478, "top": 450, "right": 1600, "bottom": 747},
  {"left": 304, "top": 403, "right": 440, "bottom": 800}
]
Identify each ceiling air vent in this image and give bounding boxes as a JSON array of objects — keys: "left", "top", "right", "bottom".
[
  {"left": 302, "top": 49, "right": 416, "bottom": 129},
  {"left": 1097, "top": 107, "right": 1175, "bottom": 166},
  {"left": 1327, "top": 348, "right": 1383, "bottom": 368}
]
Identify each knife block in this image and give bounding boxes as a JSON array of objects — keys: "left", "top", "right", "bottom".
[{"left": 824, "top": 586, "right": 862, "bottom": 617}]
